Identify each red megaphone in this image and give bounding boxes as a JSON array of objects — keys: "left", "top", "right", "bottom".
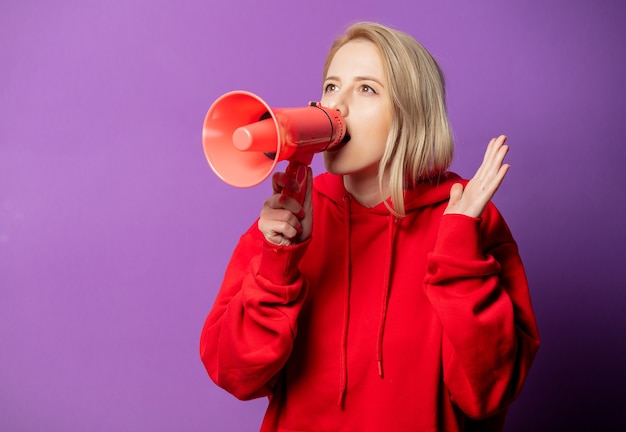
[{"left": 202, "top": 91, "right": 346, "bottom": 203}]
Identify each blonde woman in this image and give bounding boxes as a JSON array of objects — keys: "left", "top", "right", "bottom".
[{"left": 200, "top": 22, "right": 540, "bottom": 432}]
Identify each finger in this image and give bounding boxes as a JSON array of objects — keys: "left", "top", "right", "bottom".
[
  {"left": 261, "top": 198, "right": 302, "bottom": 225},
  {"left": 473, "top": 136, "right": 501, "bottom": 180},
  {"left": 271, "top": 172, "right": 283, "bottom": 194},
  {"left": 258, "top": 225, "right": 298, "bottom": 246},
  {"left": 305, "top": 167, "right": 313, "bottom": 199},
  {"left": 279, "top": 195, "right": 305, "bottom": 219},
  {"left": 490, "top": 136, "right": 508, "bottom": 165},
  {"left": 448, "top": 183, "right": 463, "bottom": 206},
  {"left": 483, "top": 136, "right": 499, "bottom": 161},
  {"left": 271, "top": 171, "right": 300, "bottom": 195},
  {"left": 479, "top": 138, "right": 509, "bottom": 182},
  {"left": 495, "top": 143, "right": 510, "bottom": 168},
  {"left": 443, "top": 183, "right": 464, "bottom": 215},
  {"left": 302, "top": 168, "right": 313, "bottom": 211},
  {"left": 484, "top": 135, "right": 507, "bottom": 165},
  {"left": 481, "top": 162, "right": 510, "bottom": 201},
  {"left": 449, "top": 182, "right": 464, "bottom": 203},
  {"left": 263, "top": 219, "right": 301, "bottom": 240},
  {"left": 258, "top": 211, "right": 302, "bottom": 242},
  {"left": 486, "top": 143, "right": 509, "bottom": 180},
  {"left": 492, "top": 163, "right": 510, "bottom": 191},
  {"left": 264, "top": 189, "right": 305, "bottom": 220}
]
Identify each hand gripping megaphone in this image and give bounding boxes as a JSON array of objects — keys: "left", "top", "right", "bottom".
[{"left": 202, "top": 91, "right": 346, "bottom": 204}]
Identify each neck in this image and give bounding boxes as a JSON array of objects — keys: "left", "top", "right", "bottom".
[{"left": 343, "top": 172, "right": 390, "bottom": 208}]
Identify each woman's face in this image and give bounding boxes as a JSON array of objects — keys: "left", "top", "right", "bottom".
[{"left": 321, "top": 39, "right": 393, "bottom": 180}]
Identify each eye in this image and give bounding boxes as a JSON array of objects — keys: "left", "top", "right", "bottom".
[
  {"left": 324, "top": 83, "right": 339, "bottom": 93},
  {"left": 359, "top": 84, "right": 377, "bottom": 94}
]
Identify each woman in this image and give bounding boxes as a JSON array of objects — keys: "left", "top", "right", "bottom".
[{"left": 200, "top": 22, "right": 540, "bottom": 432}]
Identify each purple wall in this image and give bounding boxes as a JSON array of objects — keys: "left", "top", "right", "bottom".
[{"left": 1, "top": 0, "right": 625, "bottom": 430}]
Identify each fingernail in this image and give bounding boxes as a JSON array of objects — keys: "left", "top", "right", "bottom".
[{"left": 295, "top": 165, "right": 307, "bottom": 183}]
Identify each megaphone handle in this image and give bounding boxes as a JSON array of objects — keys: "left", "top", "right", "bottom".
[{"left": 284, "top": 160, "right": 309, "bottom": 206}]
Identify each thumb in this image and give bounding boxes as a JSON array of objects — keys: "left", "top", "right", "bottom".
[
  {"left": 449, "top": 183, "right": 464, "bottom": 204},
  {"left": 444, "top": 183, "right": 464, "bottom": 215}
]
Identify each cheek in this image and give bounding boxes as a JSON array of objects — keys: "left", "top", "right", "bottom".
[
  {"left": 364, "top": 117, "right": 392, "bottom": 154},
  {"left": 362, "top": 104, "right": 392, "bottom": 136}
]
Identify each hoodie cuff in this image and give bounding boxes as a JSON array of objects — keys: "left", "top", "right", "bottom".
[
  {"left": 258, "top": 237, "right": 310, "bottom": 286},
  {"left": 433, "top": 214, "right": 484, "bottom": 261}
]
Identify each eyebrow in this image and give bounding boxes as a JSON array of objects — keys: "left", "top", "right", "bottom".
[{"left": 324, "top": 75, "right": 385, "bottom": 87}]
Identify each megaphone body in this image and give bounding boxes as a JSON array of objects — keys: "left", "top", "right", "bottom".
[{"left": 202, "top": 91, "right": 346, "bottom": 203}]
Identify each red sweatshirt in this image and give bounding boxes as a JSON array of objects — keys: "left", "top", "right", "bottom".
[{"left": 200, "top": 172, "right": 540, "bottom": 432}]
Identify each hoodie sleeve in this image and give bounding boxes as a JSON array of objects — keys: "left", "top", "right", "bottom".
[
  {"left": 423, "top": 204, "right": 540, "bottom": 419},
  {"left": 199, "top": 223, "right": 309, "bottom": 400}
]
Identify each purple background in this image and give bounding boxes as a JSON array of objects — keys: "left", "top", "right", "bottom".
[{"left": 2, "top": 0, "right": 625, "bottom": 430}]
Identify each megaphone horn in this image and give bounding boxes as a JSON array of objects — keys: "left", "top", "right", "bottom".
[{"left": 202, "top": 91, "right": 346, "bottom": 204}]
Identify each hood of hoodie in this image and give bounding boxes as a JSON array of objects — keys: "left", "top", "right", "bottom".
[{"left": 314, "top": 171, "right": 465, "bottom": 215}]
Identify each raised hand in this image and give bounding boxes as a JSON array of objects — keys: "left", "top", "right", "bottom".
[
  {"left": 444, "top": 135, "right": 510, "bottom": 218},
  {"left": 257, "top": 166, "right": 313, "bottom": 246}
]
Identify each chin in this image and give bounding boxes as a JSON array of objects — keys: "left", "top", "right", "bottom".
[{"left": 322, "top": 152, "right": 345, "bottom": 175}]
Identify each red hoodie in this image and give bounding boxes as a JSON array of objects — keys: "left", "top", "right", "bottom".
[{"left": 200, "top": 172, "right": 540, "bottom": 432}]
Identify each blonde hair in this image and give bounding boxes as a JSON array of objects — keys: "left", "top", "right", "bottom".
[{"left": 323, "top": 22, "right": 454, "bottom": 216}]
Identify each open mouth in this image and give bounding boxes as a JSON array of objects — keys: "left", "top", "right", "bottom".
[
  {"left": 326, "top": 129, "right": 350, "bottom": 153},
  {"left": 326, "top": 131, "right": 350, "bottom": 153}
]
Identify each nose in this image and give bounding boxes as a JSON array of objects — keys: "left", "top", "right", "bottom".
[{"left": 325, "top": 92, "right": 349, "bottom": 117}]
